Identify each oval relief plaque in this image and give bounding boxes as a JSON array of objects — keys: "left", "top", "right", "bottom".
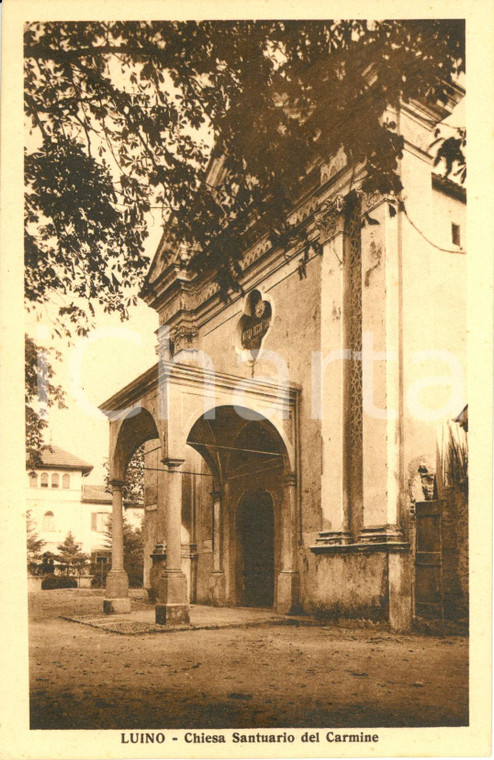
[{"left": 238, "top": 290, "right": 272, "bottom": 354}]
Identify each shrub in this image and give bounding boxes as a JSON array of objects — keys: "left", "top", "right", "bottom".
[{"left": 41, "top": 573, "right": 78, "bottom": 590}]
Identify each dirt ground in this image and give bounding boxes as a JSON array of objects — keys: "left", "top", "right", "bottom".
[{"left": 29, "top": 590, "right": 468, "bottom": 730}]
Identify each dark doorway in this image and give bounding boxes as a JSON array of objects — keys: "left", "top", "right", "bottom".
[{"left": 237, "top": 491, "right": 275, "bottom": 607}]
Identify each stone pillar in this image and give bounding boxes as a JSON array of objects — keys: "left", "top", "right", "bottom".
[
  {"left": 222, "top": 482, "right": 232, "bottom": 601},
  {"left": 156, "top": 458, "right": 190, "bottom": 625},
  {"left": 359, "top": 194, "right": 404, "bottom": 545},
  {"left": 314, "top": 196, "right": 352, "bottom": 545},
  {"left": 388, "top": 550, "right": 413, "bottom": 632},
  {"left": 209, "top": 487, "right": 226, "bottom": 604},
  {"left": 149, "top": 466, "right": 167, "bottom": 601},
  {"left": 359, "top": 193, "right": 411, "bottom": 632},
  {"left": 103, "top": 479, "right": 131, "bottom": 614},
  {"left": 276, "top": 472, "right": 300, "bottom": 614}
]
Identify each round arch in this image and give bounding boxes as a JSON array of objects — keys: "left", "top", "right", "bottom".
[
  {"left": 110, "top": 406, "right": 161, "bottom": 481},
  {"left": 184, "top": 404, "right": 295, "bottom": 475},
  {"left": 183, "top": 404, "right": 298, "bottom": 612}
]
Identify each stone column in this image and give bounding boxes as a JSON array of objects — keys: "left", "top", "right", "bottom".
[
  {"left": 359, "top": 192, "right": 411, "bottom": 632},
  {"left": 156, "top": 458, "right": 190, "bottom": 625},
  {"left": 209, "top": 487, "right": 226, "bottom": 604},
  {"left": 359, "top": 193, "right": 404, "bottom": 545},
  {"left": 276, "top": 472, "right": 300, "bottom": 614},
  {"left": 314, "top": 195, "right": 352, "bottom": 545},
  {"left": 222, "top": 482, "right": 232, "bottom": 601},
  {"left": 103, "top": 479, "right": 131, "bottom": 614},
  {"left": 149, "top": 466, "right": 167, "bottom": 602}
]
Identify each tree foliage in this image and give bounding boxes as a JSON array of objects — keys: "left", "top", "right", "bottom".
[
  {"left": 26, "top": 509, "right": 45, "bottom": 575},
  {"left": 103, "top": 445, "right": 145, "bottom": 505},
  {"left": 24, "top": 20, "right": 465, "bottom": 459},
  {"left": 25, "top": 336, "right": 66, "bottom": 470},
  {"left": 25, "top": 20, "right": 465, "bottom": 325},
  {"left": 432, "top": 128, "right": 466, "bottom": 184},
  {"left": 55, "top": 531, "right": 90, "bottom": 576}
]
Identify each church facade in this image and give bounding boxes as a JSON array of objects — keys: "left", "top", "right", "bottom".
[{"left": 100, "top": 91, "right": 466, "bottom": 630}]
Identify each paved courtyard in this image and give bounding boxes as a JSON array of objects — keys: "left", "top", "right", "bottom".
[{"left": 29, "top": 590, "right": 468, "bottom": 730}]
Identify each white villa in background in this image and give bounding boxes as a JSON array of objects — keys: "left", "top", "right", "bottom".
[{"left": 27, "top": 444, "right": 143, "bottom": 562}]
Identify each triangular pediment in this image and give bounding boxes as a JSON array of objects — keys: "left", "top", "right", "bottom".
[{"left": 141, "top": 151, "right": 227, "bottom": 307}]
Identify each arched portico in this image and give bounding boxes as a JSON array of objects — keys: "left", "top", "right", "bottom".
[
  {"left": 104, "top": 406, "right": 161, "bottom": 615},
  {"left": 186, "top": 405, "right": 300, "bottom": 614},
  {"left": 100, "top": 360, "right": 300, "bottom": 624}
]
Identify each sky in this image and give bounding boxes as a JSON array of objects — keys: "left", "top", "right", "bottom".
[
  {"left": 26, "top": 223, "right": 162, "bottom": 485},
  {"left": 23, "top": 32, "right": 215, "bottom": 485}
]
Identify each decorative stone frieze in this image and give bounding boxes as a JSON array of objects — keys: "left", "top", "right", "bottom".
[
  {"left": 287, "top": 198, "right": 319, "bottom": 227},
  {"left": 171, "top": 325, "right": 199, "bottom": 355},
  {"left": 320, "top": 146, "right": 347, "bottom": 185},
  {"left": 359, "top": 188, "right": 396, "bottom": 216},
  {"left": 313, "top": 194, "right": 346, "bottom": 243},
  {"left": 242, "top": 238, "right": 272, "bottom": 270}
]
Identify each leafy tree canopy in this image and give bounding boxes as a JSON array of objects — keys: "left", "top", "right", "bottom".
[
  {"left": 26, "top": 509, "right": 45, "bottom": 574},
  {"left": 25, "top": 19, "right": 465, "bottom": 332},
  {"left": 103, "top": 445, "right": 145, "bottom": 505},
  {"left": 24, "top": 20, "right": 465, "bottom": 462},
  {"left": 25, "top": 335, "right": 66, "bottom": 469}
]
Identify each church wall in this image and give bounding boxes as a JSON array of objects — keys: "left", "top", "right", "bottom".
[
  {"left": 194, "top": 253, "right": 323, "bottom": 535},
  {"left": 188, "top": 254, "right": 324, "bottom": 610},
  {"left": 128, "top": 96, "right": 466, "bottom": 627},
  {"left": 400, "top": 140, "right": 467, "bottom": 495},
  {"left": 296, "top": 113, "right": 466, "bottom": 623},
  {"left": 190, "top": 464, "right": 214, "bottom": 604}
]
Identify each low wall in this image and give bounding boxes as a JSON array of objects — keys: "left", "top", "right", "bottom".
[
  {"left": 304, "top": 550, "right": 388, "bottom": 621},
  {"left": 28, "top": 575, "right": 43, "bottom": 592},
  {"left": 441, "top": 486, "right": 468, "bottom": 620},
  {"left": 303, "top": 546, "right": 412, "bottom": 630}
]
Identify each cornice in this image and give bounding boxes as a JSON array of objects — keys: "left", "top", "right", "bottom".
[
  {"left": 98, "top": 360, "right": 300, "bottom": 417},
  {"left": 141, "top": 93, "right": 463, "bottom": 334},
  {"left": 432, "top": 173, "right": 466, "bottom": 203},
  {"left": 99, "top": 364, "right": 159, "bottom": 415}
]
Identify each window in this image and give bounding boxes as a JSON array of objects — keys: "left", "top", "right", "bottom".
[
  {"left": 91, "top": 512, "right": 109, "bottom": 533},
  {"left": 452, "top": 223, "right": 461, "bottom": 246},
  {"left": 62, "top": 474, "right": 70, "bottom": 489},
  {"left": 51, "top": 473, "right": 59, "bottom": 489},
  {"left": 40, "top": 473, "right": 49, "bottom": 488},
  {"left": 43, "top": 511, "right": 55, "bottom": 531},
  {"left": 29, "top": 473, "right": 37, "bottom": 488}
]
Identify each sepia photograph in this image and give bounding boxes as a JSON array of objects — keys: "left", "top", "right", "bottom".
[{"left": 0, "top": 1, "right": 492, "bottom": 758}]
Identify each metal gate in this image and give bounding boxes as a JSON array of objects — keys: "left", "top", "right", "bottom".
[{"left": 414, "top": 500, "right": 444, "bottom": 619}]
